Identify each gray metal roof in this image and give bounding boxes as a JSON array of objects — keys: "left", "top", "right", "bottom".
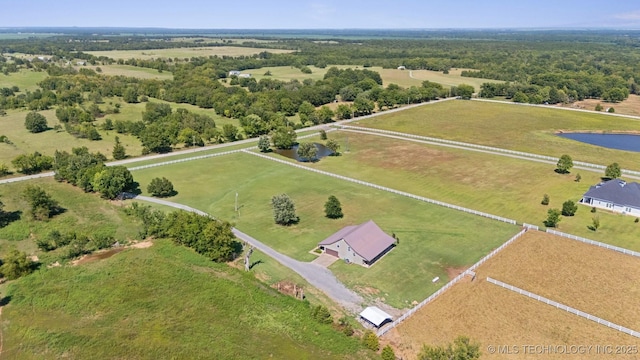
[
  {"left": 360, "top": 306, "right": 392, "bottom": 327},
  {"left": 318, "top": 220, "right": 396, "bottom": 262},
  {"left": 583, "top": 180, "right": 640, "bottom": 209}
]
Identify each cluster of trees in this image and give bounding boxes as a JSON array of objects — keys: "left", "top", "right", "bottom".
[
  {"left": 35, "top": 229, "right": 115, "bottom": 259},
  {"left": 417, "top": 336, "right": 480, "bottom": 360},
  {"left": 53, "top": 147, "right": 136, "bottom": 199},
  {"left": 11, "top": 151, "right": 54, "bottom": 174},
  {"left": 126, "top": 203, "right": 242, "bottom": 262},
  {"left": 22, "top": 185, "right": 62, "bottom": 220}
]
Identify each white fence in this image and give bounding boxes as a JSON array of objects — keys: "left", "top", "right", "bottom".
[
  {"left": 523, "top": 223, "right": 539, "bottom": 231},
  {"left": 546, "top": 229, "right": 640, "bottom": 258},
  {"left": 337, "top": 125, "right": 640, "bottom": 178},
  {"left": 242, "top": 150, "right": 517, "bottom": 225},
  {"left": 376, "top": 228, "right": 528, "bottom": 337},
  {"left": 128, "top": 150, "right": 244, "bottom": 172},
  {"left": 487, "top": 277, "right": 640, "bottom": 338}
]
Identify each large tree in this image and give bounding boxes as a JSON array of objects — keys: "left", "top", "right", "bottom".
[
  {"left": 147, "top": 177, "right": 175, "bottom": 197},
  {"left": 325, "top": 139, "right": 340, "bottom": 155},
  {"left": 271, "top": 194, "right": 298, "bottom": 225},
  {"left": 296, "top": 142, "right": 318, "bottom": 162},
  {"left": 92, "top": 165, "right": 136, "bottom": 199},
  {"left": 562, "top": 200, "right": 578, "bottom": 216},
  {"left": 271, "top": 126, "right": 297, "bottom": 149},
  {"left": 324, "top": 195, "right": 343, "bottom": 219},
  {"left": 456, "top": 84, "right": 475, "bottom": 99},
  {"left": 605, "top": 162, "right": 621, "bottom": 179},
  {"left": 556, "top": 154, "right": 573, "bottom": 174},
  {"left": 24, "top": 111, "right": 48, "bottom": 133}
]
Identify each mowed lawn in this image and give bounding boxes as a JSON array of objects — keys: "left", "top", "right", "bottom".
[
  {"left": 391, "top": 231, "right": 638, "bottom": 360},
  {"left": 358, "top": 100, "right": 640, "bottom": 168},
  {"left": 0, "top": 69, "right": 48, "bottom": 92},
  {"left": 86, "top": 46, "right": 295, "bottom": 60},
  {"left": 306, "top": 131, "right": 640, "bottom": 250},
  {"left": 131, "top": 152, "right": 520, "bottom": 308},
  {"left": 2, "top": 240, "right": 370, "bottom": 360},
  {"left": 406, "top": 67, "right": 502, "bottom": 89}
]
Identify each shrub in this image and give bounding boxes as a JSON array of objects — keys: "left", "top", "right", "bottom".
[
  {"left": 381, "top": 345, "right": 396, "bottom": 360},
  {"left": 311, "top": 305, "right": 332, "bottom": 324},
  {"left": 362, "top": 330, "right": 379, "bottom": 351},
  {"left": 147, "top": 177, "right": 175, "bottom": 197},
  {"left": 561, "top": 200, "right": 578, "bottom": 216},
  {"left": 544, "top": 209, "right": 562, "bottom": 227},
  {"left": 541, "top": 194, "right": 550, "bottom": 205}
]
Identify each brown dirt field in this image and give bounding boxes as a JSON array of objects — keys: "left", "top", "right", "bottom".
[
  {"left": 561, "top": 94, "right": 640, "bottom": 117},
  {"left": 391, "top": 232, "right": 640, "bottom": 360},
  {"left": 477, "top": 231, "right": 640, "bottom": 331}
]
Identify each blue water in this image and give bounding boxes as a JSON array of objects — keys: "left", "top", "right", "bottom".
[{"left": 558, "top": 133, "right": 640, "bottom": 152}]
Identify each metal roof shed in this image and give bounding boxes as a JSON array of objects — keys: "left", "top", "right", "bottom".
[{"left": 360, "top": 306, "right": 392, "bottom": 327}]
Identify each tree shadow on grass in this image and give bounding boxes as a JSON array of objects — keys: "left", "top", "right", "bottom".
[
  {"left": 0, "top": 295, "right": 12, "bottom": 306},
  {"left": 249, "top": 259, "right": 263, "bottom": 270},
  {"left": 0, "top": 210, "right": 21, "bottom": 228}
]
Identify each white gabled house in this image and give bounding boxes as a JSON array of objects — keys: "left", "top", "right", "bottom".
[
  {"left": 228, "top": 70, "right": 241, "bottom": 76},
  {"left": 580, "top": 179, "right": 640, "bottom": 217}
]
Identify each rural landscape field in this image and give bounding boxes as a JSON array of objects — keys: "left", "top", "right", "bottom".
[{"left": 1, "top": 2, "right": 640, "bottom": 359}]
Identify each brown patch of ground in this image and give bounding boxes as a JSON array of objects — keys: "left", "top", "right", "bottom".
[
  {"left": 560, "top": 94, "right": 640, "bottom": 117},
  {"left": 445, "top": 266, "right": 468, "bottom": 280},
  {"left": 129, "top": 240, "right": 153, "bottom": 249},
  {"left": 355, "top": 139, "right": 458, "bottom": 174},
  {"left": 272, "top": 281, "right": 305, "bottom": 299},
  {"left": 354, "top": 286, "right": 380, "bottom": 296},
  {"left": 72, "top": 248, "right": 126, "bottom": 265},
  {"left": 392, "top": 232, "right": 640, "bottom": 359}
]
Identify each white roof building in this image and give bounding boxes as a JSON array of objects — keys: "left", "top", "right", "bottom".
[{"left": 359, "top": 306, "right": 392, "bottom": 327}]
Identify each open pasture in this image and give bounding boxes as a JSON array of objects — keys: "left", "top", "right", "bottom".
[
  {"left": 87, "top": 46, "right": 295, "bottom": 60},
  {"left": 307, "top": 131, "right": 640, "bottom": 250},
  {"left": 0, "top": 69, "right": 48, "bottom": 92},
  {"left": 130, "top": 151, "right": 519, "bottom": 308},
  {"left": 390, "top": 231, "right": 639, "bottom": 360},
  {"left": 0, "top": 108, "right": 143, "bottom": 169},
  {"left": 564, "top": 94, "right": 640, "bottom": 117},
  {"left": 81, "top": 64, "right": 173, "bottom": 80},
  {"left": 358, "top": 100, "right": 640, "bottom": 169}
]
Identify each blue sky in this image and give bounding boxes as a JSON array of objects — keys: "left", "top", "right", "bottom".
[{"left": 5, "top": 0, "right": 640, "bottom": 29}]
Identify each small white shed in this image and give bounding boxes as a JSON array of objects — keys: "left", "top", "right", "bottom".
[{"left": 360, "top": 306, "right": 393, "bottom": 327}]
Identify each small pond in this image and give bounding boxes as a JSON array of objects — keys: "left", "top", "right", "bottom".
[
  {"left": 274, "top": 143, "right": 334, "bottom": 162},
  {"left": 557, "top": 133, "right": 640, "bottom": 152}
]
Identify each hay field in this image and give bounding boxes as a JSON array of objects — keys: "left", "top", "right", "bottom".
[
  {"left": 358, "top": 99, "right": 640, "bottom": 169},
  {"left": 563, "top": 94, "right": 640, "bottom": 117},
  {"left": 87, "top": 46, "right": 294, "bottom": 60},
  {"left": 391, "top": 231, "right": 640, "bottom": 360},
  {"left": 0, "top": 69, "right": 48, "bottom": 92}
]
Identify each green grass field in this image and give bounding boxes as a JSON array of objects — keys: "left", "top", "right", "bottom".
[
  {"left": 131, "top": 152, "right": 519, "bottom": 307},
  {"left": 241, "top": 65, "right": 499, "bottom": 89},
  {"left": 358, "top": 100, "right": 640, "bottom": 169},
  {"left": 303, "top": 131, "right": 640, "bottom": 251},
  {"left": 0, "top": 108, "right": 143, "bottom": 170},
  {"left": 1, "top": 239, "right": 370, "bottom": 360},
  {"left": 82, "top": 65, "right": 173, "bottom": 80},
  {"left": 86, "top": 46, "right": 294, "bottom": 60},
  {"left": 0, "top": 69, "right": 48, "bottom": 92},
  {"left": 0, "top": 179, "right": 141, "bottom": 260}
]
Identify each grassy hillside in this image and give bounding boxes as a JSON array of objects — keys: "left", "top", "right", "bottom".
[{"left": 2, "top": 239, "right": 371, "bottom": 360}]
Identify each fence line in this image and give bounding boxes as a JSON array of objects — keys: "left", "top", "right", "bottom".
[
  {"left": 486, "top": 277, "right": 640, "bottom": 338},
  {"left": 337, "top": 125, "right": 640, "bottom": 178},
  {"left": 523, "top": 223, "right": 539, "bottom": 231},
  {"left": 376, "top": 228, "right": 528, "bottom": 336},
  {"left": 242, "top": 150, "right": 517, "bottom": 225},
  {"left": 127, "top": 150, "right": 244, "bottom": 172},
  {"left": 546, "top": 229, "right": 640, "bottom": 258}
]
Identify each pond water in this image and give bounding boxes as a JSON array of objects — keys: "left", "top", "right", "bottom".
[
  {"left": 274, "top": 143, "right": 334, "bottom": 161},
  {"left": 557, "top": 133, "right": 640, "bottom": 152}
]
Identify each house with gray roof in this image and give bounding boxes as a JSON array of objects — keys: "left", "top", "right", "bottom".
[
  {"left": 580, "top": 179, "right": 640, "bottom": 217},
  {"left": 318, "top": 220, "right": 396, "bottom": 267}
]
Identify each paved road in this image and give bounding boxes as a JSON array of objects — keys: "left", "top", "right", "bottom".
[{"left": 133, "top": 195, "right": 364, "bottom": 313}]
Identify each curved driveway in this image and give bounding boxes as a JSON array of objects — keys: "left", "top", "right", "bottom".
[{"left": 133, "top": 195, "right": 364, "bottom": 313}]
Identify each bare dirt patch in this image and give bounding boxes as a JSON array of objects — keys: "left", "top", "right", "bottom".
[
  {"left": 73, "top": 248, "right": 126, "bottom": 265},
  {"left": 129, "top": 241, "right": 153, "bottom": 249},
  {"left": 272, "top": 281, "right": 305, "bottom": 299},
  {"left": 392, "top": 232, "right": 640, "bottom": 359},
  {"left": 445, "top": 266, "right": 468, "bottom": 280}
]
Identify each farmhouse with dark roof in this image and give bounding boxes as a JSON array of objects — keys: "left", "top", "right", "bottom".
[{"left": 579, "top": 179, "right": 640, "bottom": 217}]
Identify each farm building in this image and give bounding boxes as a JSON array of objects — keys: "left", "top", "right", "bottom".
[
  {"left": 228, "top": 70, "right": 241, "bottom": 76},
  {"left": 359, "top": 306, "right": 393, "bottom": 328},
  {"left": 397, "top": 65, "right": 406, "bottom": 70},
  {"left": 318, "top": 220, "right": 396, "bottom": 267},
  {"left": 238, "top": 73, "right": 252, "bottom": 78},
  {"left": 579, "top": 179, "right": 640, "bottom": 216}
]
